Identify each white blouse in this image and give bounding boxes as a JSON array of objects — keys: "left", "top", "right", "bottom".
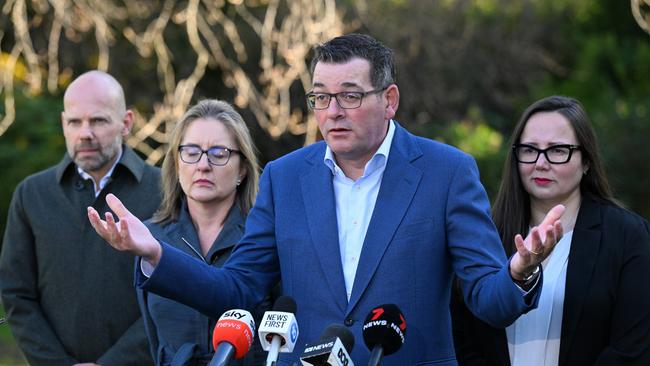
[{"left": 507, "top": 230, "right": 574, "bottom": 366}]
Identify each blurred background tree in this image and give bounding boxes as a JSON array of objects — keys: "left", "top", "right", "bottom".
[{"left": 1, "top": 0, "right": 649, "bottom": 363}]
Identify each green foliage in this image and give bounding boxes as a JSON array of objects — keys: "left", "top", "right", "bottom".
[
  {"left": 0, "top": 89, "right": 62, "bottom": 364},
  {"left": 0, "top": 308, "right": 27, "bottom": 365},
  {"left": 442, "top": 107, "right": 503, "bottom": 160},
  {"left": 0, "top": 90, "right": 64, "bottom": 247},
  {"left": 531, "top": 0, "right": 650, "bottom": 219},
  {"left": 410, "top": 105, "right": 507, "bottom": 198},
  {"left": 441, "top": 107, "right": 506, "bottom": 197}
]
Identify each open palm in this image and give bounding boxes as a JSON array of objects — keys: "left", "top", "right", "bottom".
[{"left": 87, "top": 193, "right": 161, "bottom": 265}]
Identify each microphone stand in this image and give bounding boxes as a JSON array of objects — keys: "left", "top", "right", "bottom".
[
  {"left": 368, "top": 345, "right": 384, "bottom": 366},
  {"left": 265, "top": 336, "right": 282, "bottom": 366}
]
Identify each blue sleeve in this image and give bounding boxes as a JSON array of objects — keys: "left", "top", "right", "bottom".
[{"left": 446, "top": 154, "right": 541, "bottom": 327}]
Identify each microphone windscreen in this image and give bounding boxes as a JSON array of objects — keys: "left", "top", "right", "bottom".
[
  {"left": 362, "top": 304, "right": 406, "bottom": 356},
  {"left": 273, "top": 295, "right": 297, "bottom": 314},
  {"left": 320, "top": 324, "right": 355, "bottom": 352},
  {"left": 212, "top": 309, "right": 256, "bottom": 360},
  {"left": 258, "top": 296, "right": 300, "bottom": 353}
]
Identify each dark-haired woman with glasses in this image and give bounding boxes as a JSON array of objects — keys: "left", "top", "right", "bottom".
[
  {"left": 136, "top": 99, "right": 270, "bottom": 366},
  {"left": 451, "top": 96, "right": 650, "bottom": 366}
]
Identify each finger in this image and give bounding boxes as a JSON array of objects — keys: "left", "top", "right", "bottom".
[
  {"left": 539, "top": 204, "right": 565, "bottom": 229},
  {"left": 514, "top": 234, "right": 530, "bottom": 260},
  {"left": 106, "top": 193, "right": 132, "bottom": 219},
  {"left": 119, "top": 218, "right": 130, "bottom": 243},
  {"left": 555, "top": 220, "right": 564, "bottom": 241},
  {"left": 541, "top": 220, "right": 564, "bottom": 251},
  {"left": 540, "top": 225, "right": 557, "bottom": 247},
  {"left": 87, "top": 207, "right": 108, "bottom": 233},
  {"left": 87, "top": 207, "right": 99, "bottom": 227},
  {"left": 528, "top": 226, "right": 544, "bottom": 255},
  {"left": 105, "top": 211, "right": 117, "bottom": 228},
  {"left": 104, "top": 212, "right": 120, "bottom": 244}
]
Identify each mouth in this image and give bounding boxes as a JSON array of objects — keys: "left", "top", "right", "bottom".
[
  {"left": 532, "top": 178, "right": 553, "bottom": 186},
  {"left": 327, "top": 127, "right": 351, "bottom": 137},
  {"left": 194, "top": 179, "right": 214, "bottom": 186},
  {"left": 75, "top": 148, "right": 100, "bottom": 157}
]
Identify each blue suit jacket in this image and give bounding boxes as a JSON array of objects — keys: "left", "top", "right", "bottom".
[{"left": 139, "top": 122, "right": 539, "bottom": 365}]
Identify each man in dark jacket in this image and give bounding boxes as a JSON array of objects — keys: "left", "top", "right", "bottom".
[{"left": 0, "top": 70, "right": 161, "bottom": 366}]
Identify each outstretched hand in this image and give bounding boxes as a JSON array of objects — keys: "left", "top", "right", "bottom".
[
  {"left": 510, "top": 204, "right": 565, "bottom": 281},
  {"left": 87, "top": 193, "right": 162, "bottom": 266}
]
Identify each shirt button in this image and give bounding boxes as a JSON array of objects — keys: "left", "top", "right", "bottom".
[{"left": 344, "top": 317, "right": 354, "bottom": 326}]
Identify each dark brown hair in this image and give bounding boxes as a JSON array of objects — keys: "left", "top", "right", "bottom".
[{"left": 310, "top": 33, "right": 395, "bottom": 89}]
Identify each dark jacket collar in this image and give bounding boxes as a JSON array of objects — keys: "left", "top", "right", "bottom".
[
  {"left": 161, "top": 198, "right": 245, "bottom": 263},
  {"left": 574, "top": 194, "right": 604, "bottom": 231},
  {"left": 55, "top": 145, "right": 147, "bottom": 183}
]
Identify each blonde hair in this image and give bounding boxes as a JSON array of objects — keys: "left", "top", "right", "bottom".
[{"left": 152, "top": 99, "right": 260, "bottom": 224}]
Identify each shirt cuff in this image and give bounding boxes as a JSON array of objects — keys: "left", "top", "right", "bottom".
[{"left": 139, "top": 257, "right": 155, "bottom": 278}]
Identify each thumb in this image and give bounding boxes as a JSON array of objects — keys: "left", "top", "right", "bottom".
[
  {"left": 540, "top": 204, "right": 565, "bottom": 228},
  {"left": 106, "top": 193, "right": 132, "bottom": 218}
]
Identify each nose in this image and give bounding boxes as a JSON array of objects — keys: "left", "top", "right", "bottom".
[
  {"left": 79, "top": 121, "right": 94, "bottom": 140},
  {"left": 535, "top": 153, "right": 551, "bottom": 169},
  {"left": 196, "top": 152, "right": 212, "bottom": 171},
  {"left": 324, "top": 97, "right": 345, "bottom": 120}
]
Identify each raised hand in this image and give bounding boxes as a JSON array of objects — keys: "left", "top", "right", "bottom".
[
  {"left": 87, "top": 193, "right": 162, "bottom": 266},
  {"left": 510, "top": 204, "right": 565, "bottom": 281}
]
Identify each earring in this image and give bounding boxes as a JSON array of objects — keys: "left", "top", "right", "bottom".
[{"left": 236, "top": 178, "right": 242, "bottom": 186}]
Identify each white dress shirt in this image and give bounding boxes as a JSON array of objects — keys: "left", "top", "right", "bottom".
[{"left": 323, "top": 120, "right": 396, "bottom": 300}]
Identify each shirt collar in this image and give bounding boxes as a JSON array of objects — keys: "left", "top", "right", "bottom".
[
  {"left": 56, "top": 144, "right": 146, "bottom": 184},
  {"left": 77, "top": 149, "right": 123, "bottom": 191},
  {"left": 324, "top": 119, "right": 396, "bottom": 178}
]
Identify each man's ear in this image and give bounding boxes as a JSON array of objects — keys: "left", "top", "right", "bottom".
[
  {"left": 122, "top": 109, "right": 134, "bottom": 136},
  {"left": 384, "top": 84, "right": 400, "bottom": 120}
]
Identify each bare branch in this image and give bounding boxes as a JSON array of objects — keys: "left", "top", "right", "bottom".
[{"left": 0, "top": 0, "right": 345, "bottom": 162}]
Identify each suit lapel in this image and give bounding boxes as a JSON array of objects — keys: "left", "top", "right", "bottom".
[
  {"left": 300, "top": 146, "right": 348, "bottom": 312},
  {"left": 347, "top": 126, "right": 423, "bottom": 312},
  {"left": 559, "top": 197, "right": 601, "bottom": 366}
]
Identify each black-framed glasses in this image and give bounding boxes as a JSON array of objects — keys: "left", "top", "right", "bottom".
[
  {"left": 305, "top": 87, "right": 387, "bottom": 110},
  {"left": 178, "top": 145, "right": 241, "bottom": 166},
  {"left": 513, "top": 144, "right": 581, "bottom": 164}
]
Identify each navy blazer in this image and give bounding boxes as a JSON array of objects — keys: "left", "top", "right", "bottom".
[
  {"left": 451, "top": 195, "right": 650, "bottom": 366},
  {"left": 139, "top": 122, "right": 540, "bottom": 365}
]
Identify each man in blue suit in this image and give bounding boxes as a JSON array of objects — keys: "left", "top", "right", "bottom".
[{"left": 89, "top": 34, "right": 563, "bottom": 365}]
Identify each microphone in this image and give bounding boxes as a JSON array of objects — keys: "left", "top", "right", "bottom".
[
  {"left": 362, "top": 304, "right": 406, "bottom": 366},
  {"left": 300, "top": 324, "right": 355, "bottom": 366},
  {"left": 208, "top": 309, "right": 256, "bottom": 366},
  {"left": 258, "top": 295, "right": 300, "bottom": 366}
]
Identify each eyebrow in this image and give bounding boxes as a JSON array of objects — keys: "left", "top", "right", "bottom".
[
  {"left": 63, "top": 113, "right": 111, "bottom": 121},
  {"left": 312, "top": 81, "right": 363, "bottom": 90},
  {"left": 519, "top": 141, "right": 576, "bottom": 146},
  {"left": 180, "top": 143, "right": 232, "bottom": 149}
]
